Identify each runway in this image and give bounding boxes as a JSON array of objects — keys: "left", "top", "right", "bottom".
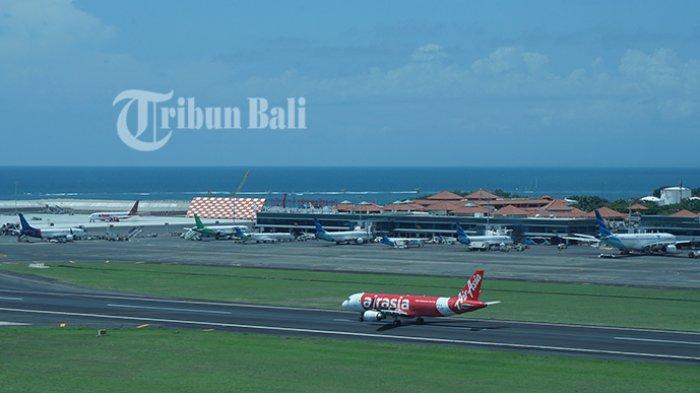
[
  {"left": 0, "top": 274, "right": 698, "bottom": 363},
  {"left": 1, "top": 236, "right": 699, "bottom": 288}
]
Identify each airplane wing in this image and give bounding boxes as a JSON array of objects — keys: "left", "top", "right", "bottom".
[{"left": 562, "top": 236, "right": 600, "bottom": 244}]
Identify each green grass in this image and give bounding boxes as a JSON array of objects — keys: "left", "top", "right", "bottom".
[
  {"left": 2, "top": 262, "right": 699, "bottom": 331},
  {"left": 1, "top": 327, "right": 697, "bottom": 393}
]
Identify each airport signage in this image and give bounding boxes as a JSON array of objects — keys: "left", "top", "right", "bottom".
[{"left": 113, "top": 89, "right": 307, "bottom": 151}]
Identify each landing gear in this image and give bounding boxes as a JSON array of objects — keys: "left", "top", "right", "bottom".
[
  {"left": 415, "top": 317, "right": 425, "bottom": 325},
  {"left": 358, "top": 314, "right": 364, "bottom": 322},
  {"left": 392, "top": 318, "right": 402, "bottom": 327}
]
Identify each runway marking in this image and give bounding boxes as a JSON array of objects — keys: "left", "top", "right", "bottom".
[
  {"left": 614, "top": 337, "right": 700, "bottom": 346},
  {"left": 0, "top": 296, "right": 23, "bottom": 301},
  {"left": 0, "top": 307, "right": 698, "bottom": 362},
  {"left": 0, "top": 288, "right": 699, "bottom": 336},
  {"left": 0, "top": 321, "right": 29, "bottom": 326},
  {"left": 107, "top": 303, "right": 231, "bottom": 315}
]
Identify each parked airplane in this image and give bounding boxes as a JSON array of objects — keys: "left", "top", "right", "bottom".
[
  {"left": 456, "top": 225, "right": 513, "bottom": 250},
  {"left": 341, "top": 269, "right": 498, "bottom": 326},
  {"left": 89, "top": 201, "right": 139, "bottom": 222},
  {"left": 185, "top": 214, "right": 248, "bottom": 240},
  {"left": 234, "top": 227, "right": 295, "bottom": 243},
  {"left": 17, "top": 213, "right": 84, "bottom": 242},
  {"left": 379, "top": 234, "right": 423, "bottom": 249},
  {"left": 314, "top": 219, "right": 371, "bottom": 244},
  {"left": 594, "top": 210, "right": 686, "bottom": 254}
]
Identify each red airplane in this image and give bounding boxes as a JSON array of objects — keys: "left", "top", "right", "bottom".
[{"left": 341, "top": 269, "right": 499, "bottom": 326}]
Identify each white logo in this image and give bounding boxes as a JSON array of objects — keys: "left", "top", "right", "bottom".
[{"left": 113, "top": 89, "right": 307, "bottom": 152}]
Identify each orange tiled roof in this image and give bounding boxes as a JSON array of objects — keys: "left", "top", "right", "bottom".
[
  {"left": 422, "top": 201, "right": 461, "bottom": 212},
  {"left": 671, "top": 209, "right": 698, "bottom": 218},
  {"left": 425, "top": 191, "right": 464, "bottom": 201},
  {"left": 587, "top": 207, "right": 626, "bottom": 220},
  {"left": 382, "top": 203, "right": 425, "bottom": 212},
  {"left": 494, "top": 205, "right": 530, "bottom": 217},
  {"left": 629, "top": 203, "right": 648, "bottom": 211},
  {"left": 451, "top": 205, "right": 491, "bottom": 215},
  {"left": 463, "top": 189, "right": 499, "bottom": 200}
]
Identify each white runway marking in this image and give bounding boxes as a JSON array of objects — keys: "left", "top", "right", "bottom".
[
  {"left": 0, "top": 296, "right": 23, "bottom": 301},
  {"left": 0, "top": 307, "right": 698, "bottom": 362},
  {"left": 107, "top": 303, "right": 231, "bottom": 315},
  {"left": 614, "top": 336, "right": 700, "bottom": 346},
  {"left": 0, "top": 321, "right": 29, "bottom": 326}
]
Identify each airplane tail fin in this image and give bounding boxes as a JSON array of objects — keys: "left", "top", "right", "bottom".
[
  {"left": 313, "top": 218, "right": 325, "bottom": 234},
  {"left": 456, "top": 224, "right": 470, "bottom": 244},
  {"left": 18, "top": 213, "right": 33, "bottom": 230},
  {"left": 458, "top": 270, "right": 484, "bottom": 301},
  {"left": 594, "top": 210, "right": 612, "bottom": 237},
  {"left": 129, "top": 200, "right": 139, "bottom": 216},
  {"left": 194, "top": 214, "right": 205, "bottom": 229},
  {"left": 380, "top": 234, "right": 393, "bottom": 246},
  {"left": 234, "top": 227, "right": 246, "bottom": 239}
]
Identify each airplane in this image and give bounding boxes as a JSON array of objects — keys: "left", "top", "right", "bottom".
[
  {"left": 594, "top": 210, "right": 687, "bottom": 255},
  {"left": 17, "top": 213, "right": 84, "bottom": 242},
  {"left": 313, "top": 219, "right": 371, "bottom": 245},
  {"left": 379, "top": 234, "right": 423, "bottom": 249},
  {"left": 233, "top": 227, "right": 295, "bottom": 243},
  {"left": 89, "top": 201, "right": 139, "bottom": 222},
  {"left": 456, "top": 224, "right": 513, "bottom": 251},
  {"left": 184, "top": 214, "right": 248, "bottom": 240},
  {"left": 341, "top": 269, "right": 498, "bottom": 326}
]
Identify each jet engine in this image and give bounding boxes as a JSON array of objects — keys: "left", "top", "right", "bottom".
[
  {"left": 362, "top": 310, "right": 384, "bottom": 322},
  {"left": 356, "top": 238, "right": 365, "bottom": 244},
  {"left": 665, "top": 244, "right": 679, "bottom": 254},
  {"left": 65, "top": 234, "right": 74, "bottom": 241}
]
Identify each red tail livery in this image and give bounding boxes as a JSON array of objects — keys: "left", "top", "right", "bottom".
[{"left": 341, "top": 269, "right": 499, "bottom": 326}]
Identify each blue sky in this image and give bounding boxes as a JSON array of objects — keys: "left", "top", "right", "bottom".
[{"left": 1, "top": 0, "right": 698, "bottom": 166}]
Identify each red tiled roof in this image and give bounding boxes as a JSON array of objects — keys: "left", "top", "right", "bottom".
[
  {"left": 541, "top": 195, "right": 554, "bottom": 200},
  {"left": 336, "top": 203, "right": 382, "bottom": 213},
  {"left": 426, "top": 191, "right": 464, "bottom": 201},
  {"left": 671, "top": 209, "right": 698, "bottom": 218},
  {"left": 542, "top": 199, "right": 571, "bottom": 211},
  {"left": 382, "top": 203, "right": 425, "bottom": 212},
  {"left": 451, "top": 205, "right": 491, "bottom": 216},
  {"left": 464, "top": 189, "right": 499, "bottom": 200},
  {"left": 422, "top": 201, "right": 461, "bottom": 212},
  {"left": 587, "top": 207, "right": 626, "bottom": 220},
  {"left": 494, "top": 205, "right": 530, "bottom": 217},
  {"left": 629, "top": 203, "right": 648, "bottom": 211},
  {"left": 476, "top": 198, "right": 550, "bottom": 208}
]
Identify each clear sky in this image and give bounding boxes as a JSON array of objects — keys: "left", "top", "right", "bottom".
[{"left": 1, "top": 0, "right": 698, "bottom": 166}]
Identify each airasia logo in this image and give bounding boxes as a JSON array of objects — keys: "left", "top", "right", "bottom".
[
  {"left": 362, "top": 295, "right": 409, "bottom": 310},
  {"left": 459, "top": 274, "right": 482, "bottom": 301}
]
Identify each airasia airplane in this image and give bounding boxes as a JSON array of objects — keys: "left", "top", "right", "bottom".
[{"left": 341, "top": 269, "right": 499, "bottom": 326}]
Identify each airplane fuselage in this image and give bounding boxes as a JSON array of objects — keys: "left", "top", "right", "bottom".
[
  {"left": 317, "top": 230, "right": 370, "bottom": 244},
  {"left": 89, "top": 212, "right": 134, "bottom": 222},
  {"left": 603, "top": 233, "right": 677, "bottom": 252},
  {"left": 342, "top": 292, "right": 486, "bottom": 318}
]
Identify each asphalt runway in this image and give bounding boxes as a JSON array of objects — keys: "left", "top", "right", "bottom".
[
  {"left": 0, "top": 273, "right": 698, "bottom": 363},
  {"left": 1, "top": 236, "right": 699, "bottom": 288}
]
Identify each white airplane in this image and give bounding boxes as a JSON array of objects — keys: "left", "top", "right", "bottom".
[
  {"left": 594, "top": 210, "right": 687, "bottom": 255},
  {"left": 456, "top": 225, "right": 513, "bottom": 250},
  {"left": 89, "top": 201, "right": 139, "bottom": 222},
  {"left": 183, "top": 214, "right": 248, "bottom": 240},
  {"left": 379, "top": 234, "right": 424, "bottom": 249},
  {"left": 234, "top": 227, "right": 295, "bottom": 243},
  {"left": 314, "top": 219, "right": 371, "bottom": 244},
  {"left": 18, "top": 214, "right": 84, "bottom": 242}
]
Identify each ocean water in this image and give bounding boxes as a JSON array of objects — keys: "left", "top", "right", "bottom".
[{"left": 0, "top": 167, "right": 697, "bottom": 206}]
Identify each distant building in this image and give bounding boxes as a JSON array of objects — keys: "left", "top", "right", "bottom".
[{"left": 660, "top": 187, "right": 692, "bottom": 205}]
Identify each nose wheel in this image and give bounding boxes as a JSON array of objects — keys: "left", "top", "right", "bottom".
[
  {"left": 392, "top": 318, "right": 402, "bottom": 327},
  {"left": 415, "top": 317, "right": 425, "bottom": 325}
]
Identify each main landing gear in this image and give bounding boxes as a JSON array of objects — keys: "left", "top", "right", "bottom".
[
  {"left": 415, "top": 317, "right": 425, "bottom": 325},
  {"left": 392, "top": 318, "right": 402, "bottom": 327}
]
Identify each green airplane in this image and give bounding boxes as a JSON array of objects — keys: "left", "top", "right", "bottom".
[{"left": 187, "top": 214, "right": 248, "bottom": 240}]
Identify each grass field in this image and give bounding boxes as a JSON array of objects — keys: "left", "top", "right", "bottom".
[
  {"left": 1, "top": 326, "right": 698, "bottom": 393},
  {"left": 1, "top": 262, "right": 699, "bottom": 331}
]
